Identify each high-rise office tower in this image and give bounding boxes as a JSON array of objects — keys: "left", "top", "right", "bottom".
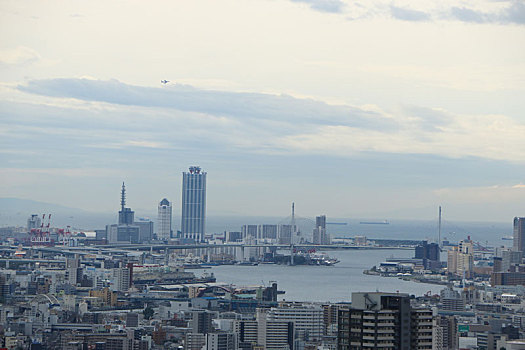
[
  {"left": 27, "top": 214, "right": 41, "bottom": 231},
  {"left": 316, "top": 214, "right": 326, "bottom": 229},
  {"left": 242, "top": 225, "right": 258, "bottom": 242},
  {"left": 415, "top": 241, "right": 441, "bottom": 270},
  {"left": 278, "top": 224, "right": 293, "bottom": 245},
  {"left": 157, "top": 198, "right": 172, "bottom": 240},
  {"left": 134, "top": 218, "right": 153, "bottom": 243},
  {"left": 313, "top": 215, "right": 329, "bottom": 245},
  {"left": 181, "top": 166, "right": 207, "bottom": 242},
  {"left": 513, "top": 217, "right": 525, "bottom": 253},
  {"left": 259, "top": 224, "right": 278, "bottom": 240},
  {"left": 498, "top": 247, "right": 523, "bottom": 272}
]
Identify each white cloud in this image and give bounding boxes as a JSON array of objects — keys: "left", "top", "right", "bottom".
[
  {"left": 390, "top": 5, "right": 430, "bottom": 21},
  {"left": 0, "top": 167, "right": 120, "bottom": 178},
  {"left": 433, "top": 183, "right": 525, "bottom": 203},
  {"left": 0, "top": 46, "right": 41, "bottom": 65},
  {"left": 276, "top": 111, "right": 525, "bottom": 162},
  {"left": 7, "top": 79, "right": 525, "bottom": 163},
  {"left": 292, "top": 0, "right": 525, "bottom": 25},
  {"left": 359, "top": 63, "right": 525, "bottom": 92},
  {"left": 0, "top": 0, "right": 524, "bottom": 219},
  {"left": 17, "top": 78, "right": 398, "bottom": 131},
  {"left": 88, "top": 140, "right": 171, "bottom": 150},
  {"left": 290, "top": 0, "right": 345, "bottom": 13}
]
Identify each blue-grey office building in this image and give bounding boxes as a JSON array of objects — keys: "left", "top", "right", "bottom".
[{"left": 181, "top": 166, "right": 207, "bottom": 242}]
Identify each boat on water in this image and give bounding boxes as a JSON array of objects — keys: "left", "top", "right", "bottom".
[
  {"left": 183, "top": 264, "right": 212, "bottom": 269},
  {"left": 273, "top": 250, "right": 340, "bottom": 266},
  {"left": 309, "top": 252, "right": 340, "bottom": 266},
  {"left": 195, "top": 271, "right": 216, "bottom": 283},
  {"left": 236, "top": 261, "right": 259, "bottom": 266},
  {"left": 360, "top": 220, "right": 389, "bottom": 225}
]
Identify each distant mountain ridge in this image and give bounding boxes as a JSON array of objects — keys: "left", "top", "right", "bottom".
[
  {"left": 0, "top": 198, "right": 511, "bottom": 246},
  {"left": 0, "top": 197, "right": 115, "bottom": 229},
  {"left": 0, "top": 197, "right": 88, "bottom": 213}
]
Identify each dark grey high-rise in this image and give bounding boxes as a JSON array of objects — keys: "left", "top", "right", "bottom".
[
  {"left": 315, "top": 215, "right": 326, "bottom": 229},
  {"left": 337, "top": 292, "right": 433, "bottom": 350},
  {"left": 313, "top": 215, "right": 328, "bottom": 245},
  {"left": 513, "top": 217, "right": 525, "bottom": 253},
  {"left": 181, "top": 166, "right": 207, "bottom": 242}
]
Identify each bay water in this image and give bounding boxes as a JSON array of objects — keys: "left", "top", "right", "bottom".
[{"left": 195, "top": 249, "right": 445, "bottom": 302}]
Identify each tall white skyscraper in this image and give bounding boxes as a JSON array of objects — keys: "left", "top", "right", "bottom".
[
  {"left": 157, "top": 198, "right": 172, "bottom": 240},
  {"left": 181, "top": 166, "right": 207, "bottom": 242}
]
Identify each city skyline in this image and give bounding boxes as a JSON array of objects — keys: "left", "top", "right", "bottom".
[
  {"left": 2, "top": 2, "right": 525, "bottom": 349},
  {"left": 1, "top": 0, "right": 524, "bottom": 222}
]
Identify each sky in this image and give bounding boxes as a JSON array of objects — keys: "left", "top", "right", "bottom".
[{"left": 0, "top": 0, "right": 524, "bottom": 222}]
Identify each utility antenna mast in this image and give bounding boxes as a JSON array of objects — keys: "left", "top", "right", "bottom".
[
  {"left": 438, "top": 206, "right": 442, "bottom": 249},
  {"left": 291, "top": 202, "right": 295, "bottom": 232},
  {"left": 121, "top": 182, "right": 126, "bottom": 211},
  {"left": 290, "top": 202, "right": 296, "bottom": 265}
]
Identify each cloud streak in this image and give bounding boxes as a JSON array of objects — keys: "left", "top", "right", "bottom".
[
  {"left": 389, "top": 1, "right": 525, "bottom": 24},
  {"left": 293, "top": 0, "right": 525, "bottom": 25},
  {"left": 449, "top": 1, "right": 525, "bottom": 24},
  {"left": 390, "top": 6, "right": 430, "bottom": 22},
  {"left": 0, "top": 46, "right": 41, "bottom": 65},
  {"left": 281, "top": 112, "right": 525, "bottom": 162},
  {"left": 18, "top": 78, "right": 397, "bottom": 131},
  {"left": 8, "top": 79, "right": 525, "bottom": 163},
  {"left": 3, "top": 78, "right": 525, "bottom": 219},
  {"left": 290, "top": 0, "right": 345, "bottom": 13}
]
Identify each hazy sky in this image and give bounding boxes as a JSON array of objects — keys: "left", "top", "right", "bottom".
[{"left": 1, "top": 0, "right": 524, "bottom": 222}]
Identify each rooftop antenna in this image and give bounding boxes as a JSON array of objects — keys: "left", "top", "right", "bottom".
[
  {"left": 121, "top": 182, "right": 126, "bottom": 211},
  {"left": 438, "top": 206, "right": 442, "bottom": 249},
  {"left": 291, "top": 202, "right": 296, "bottom": 232}
]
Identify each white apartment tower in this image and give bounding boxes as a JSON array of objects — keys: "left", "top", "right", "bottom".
[
  {"left": 266, "top": 303, "right": 324, "bottom": 341},
  {"left": 181, "top": 166, "right": 207, "bottom": 242},
  {"left": 112, "top": 266, "right": 131, "bottom": 292},
  {"left": 157, "top": 198, "right": 172, "bottom": 240}
]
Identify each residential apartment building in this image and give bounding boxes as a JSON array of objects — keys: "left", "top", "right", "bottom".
[{"left": 337, "top": 292, "right": 432, "bottom": 350}]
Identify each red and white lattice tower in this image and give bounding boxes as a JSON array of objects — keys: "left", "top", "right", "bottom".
[
  {"left": 30, "top": 214, "right": 45, "bottom": 245},
  {"left": 43, "top": 214, "right": 52, "bottom": 245},
  {"left": 58, "top": 226, "right": 72, "bottom": 246}
]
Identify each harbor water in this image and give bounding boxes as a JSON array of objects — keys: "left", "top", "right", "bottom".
[{"left": 194, "top": 249, "right": 445, "bottom": 302}]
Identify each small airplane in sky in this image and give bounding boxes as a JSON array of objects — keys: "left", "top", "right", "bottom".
[{"left": 161, "top": 80, "right": 169, "bottom": 84}]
